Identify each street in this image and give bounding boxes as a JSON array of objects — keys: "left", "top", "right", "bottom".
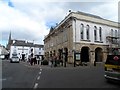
[{"left": 2, "top": 60, "right": 120, "bottom": 89}]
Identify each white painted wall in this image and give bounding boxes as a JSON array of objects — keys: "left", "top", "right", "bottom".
[
  {"left": 34, "top": 47, "right": 44, "bottom": 55},
  {"left": 10, "top": 46, "right": 44, "bottom": 60},
  {"left": 72, "top": 19, "right": 119, "bottom": 45}
]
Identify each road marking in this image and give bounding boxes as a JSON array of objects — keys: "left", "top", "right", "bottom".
[
  {"left": 0, "top": 78, "right": 6, "bottom": 81},
  {"left": 39, "top": 72, "right": 41, "bottom": 74},
  {"left": 37, "top": 76, "right": 40, "bottom": 80},
  {"left": 33, "top": 83, "right": 38, "bottom": 89},
  {"left": 40, "top": 69, "right": 42, "bottom": 71}
]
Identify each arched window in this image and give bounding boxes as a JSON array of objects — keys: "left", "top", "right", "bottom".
[
  {"left": 80, "top": 24, "right": 84, "bottom": 40},
  {"left": 86, "top": 25, "right": 90, "bottom": 40},
  {"left": 111, "top": 29, "right": 113, "bottom": 37},
  {"left": 115, "top": 30, "right": 118, "bottom": 37},
  {"left": 94, "top": 26, "right": 97, "bottom": 41},
  {"left": 99, "top": 27, "right": 102, "bottom": 41}
]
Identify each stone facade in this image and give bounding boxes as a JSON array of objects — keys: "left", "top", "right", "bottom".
[{"left": 44, "top": 11, "right": 120, "bottom": 65}]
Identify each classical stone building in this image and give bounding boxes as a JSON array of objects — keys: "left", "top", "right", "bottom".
[{"left": 44, "top": 11, "right": 120, "bottom": 65}]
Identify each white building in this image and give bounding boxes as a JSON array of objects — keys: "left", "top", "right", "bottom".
[
  {"left": 0, "top": 45, "right": 9, "bottom": 59},
  {"left": 7, "top": 33, "right": 44, "bottom": 61}
]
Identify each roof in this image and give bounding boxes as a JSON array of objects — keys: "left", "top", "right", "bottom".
[
  {"left": 12, "top": 40, "right": 43, "bottom": 47},
  {"left": 76, "top": 11, "right": 103, "bottom": 19},
  {"left": 34, "top": 44, "right": 44, "bottom": 47},
  {"left": 44, "top": 11, "right": 119, "bottom": 40}
]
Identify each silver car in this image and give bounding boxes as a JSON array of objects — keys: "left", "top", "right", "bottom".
[{"left": 10, "top": 56, "right": 20, "bottom": 63}]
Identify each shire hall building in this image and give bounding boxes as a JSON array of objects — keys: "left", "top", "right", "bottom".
[{"left": 44, "top": 11, "right": 120, "bottom": 65}]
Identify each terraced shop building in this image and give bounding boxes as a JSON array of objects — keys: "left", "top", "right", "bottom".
[{"left": 44, "top": 11, "right": 120, "bottom": 65}]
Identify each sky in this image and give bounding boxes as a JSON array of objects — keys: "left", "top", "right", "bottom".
[{"left": 0, "top": 0, "right": 119, "bottom": 47}]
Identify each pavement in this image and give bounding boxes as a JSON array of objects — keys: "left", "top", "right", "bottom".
[{"left": 20, "top": 60, "right": 105, "bottom": 69}]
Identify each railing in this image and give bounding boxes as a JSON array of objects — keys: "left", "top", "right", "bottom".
[{"left": 106, "top": 36, "right": 119, "bottom": 44}]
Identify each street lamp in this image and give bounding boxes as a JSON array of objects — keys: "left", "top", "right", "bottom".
[{"left": 73, "top": 50, "right": 76, "bottom": 67}]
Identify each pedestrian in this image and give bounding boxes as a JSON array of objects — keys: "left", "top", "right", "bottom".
[
  {"left": 50, "top": 56, "right": 54, "bottom": 67},
  {"left": 56, "top": 55, "right": 60, "bottom": 66},
  {"left": 94, "top": 60, "right": 96, "bottom": 66},
  {"left": 30, "top": 53, "right": 34, "bottom": 66},
  {"left": 36, "top": 56, "right": 40, "bottom": 65},
  {"left": 30, "top": 58, "right": 33, "bottom": 65},
  {"left": 33, "top": 57, "right": 37, "bottom": 65},
  {"left": 54, "top": 55, "right": 57, "bottom": 67}
]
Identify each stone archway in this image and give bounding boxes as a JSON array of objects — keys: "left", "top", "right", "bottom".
[
  {"left": 81, "top": 47, "right": 90, "bottom": 62},
  {"left": 64, "top": 48, "right": 68, "bottom": 62},
  {"left": 95, "top": 47, "right": 103, "bottom": 62},
  {"left": 58, "top": 49, "right": 63, "bottom": 60}
]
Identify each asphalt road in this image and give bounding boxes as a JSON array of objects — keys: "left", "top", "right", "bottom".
[
  {"left": 2, "top": 60, "right": 40, "bottom": 88},
  {"left": 38, "top": 66, "right": 120, "bottom": 88},
  {"left": 2, "top": 60, "right": 120, "bottom": 89}
]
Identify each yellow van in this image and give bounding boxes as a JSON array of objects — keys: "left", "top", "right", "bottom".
[{"left": 104, "top": 55, "right": 120, "bottom": 82}]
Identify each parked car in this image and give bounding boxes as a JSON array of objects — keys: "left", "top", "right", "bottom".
[
  {"left": 10, "top": 56, "right": 20, "bottom": 63},
  {"left": 104, "top": 55, "right": 120, "bottom": 82}
]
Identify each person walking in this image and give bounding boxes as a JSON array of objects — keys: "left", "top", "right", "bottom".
[
  {"left": 94, "top": 60, "right": 96, "bottom": 66},
  {"left": 54, "top": 55, "right": 57, "bottom": 67},
  {"left": 30, "top": 54, "right": 33, "bottom": 66},
  {"left": 50, "top": 56, "right": 53, "bottom": 67},
  {"left": 33, "top": 57, "right": 37, "bottom": 65},
  {"left": 36, "top": 56, "right": 40, "bottom": 65}
]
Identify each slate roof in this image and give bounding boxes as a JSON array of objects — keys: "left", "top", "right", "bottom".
[
  {"left": 12, "top": 40, "right": 44, "bottom": 47},
  {"left": 76, "top": 11, "right": 103, "bottom": 19}
]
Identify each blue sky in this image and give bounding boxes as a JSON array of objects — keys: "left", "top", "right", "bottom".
[{"left": 0, "top": 0, "right": 119, "bottom": 47}]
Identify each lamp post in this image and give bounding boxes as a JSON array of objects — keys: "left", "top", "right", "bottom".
[{"left": 73, "top": 50, "right": 76, "bottom": 67}]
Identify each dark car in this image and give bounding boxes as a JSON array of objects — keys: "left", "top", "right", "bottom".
[{"left": 104, "top": 55, "right": 120, "bottom": 82}]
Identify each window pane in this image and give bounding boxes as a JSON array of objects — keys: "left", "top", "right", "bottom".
[
  {"left": 86, "top": 25, "right": 89, "bottom": 40},
  {"left": 111, "top": 29, "right": 113, "bottom": 37},
  {"left": 81, "top": 24, "right": 84, "bottom": 39},
  {"left": 94, "top": 26, "right": 97, "bottom": 41},
  {"left": 99, "top": 27, "right": 102, "bottom": 41}
]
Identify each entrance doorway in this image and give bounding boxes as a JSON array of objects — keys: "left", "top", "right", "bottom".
[
  {"left": 58, "top": 49, "right": 63, "bottom": 60},
  {"left": 81, "top": 47, "right": 89, "bottom": 62},
  {"left": 64, "top": 48, "right": 68, "bottom": 62},
  {"left": 95, "top": 48, "right": 103, "bottom": 62}
]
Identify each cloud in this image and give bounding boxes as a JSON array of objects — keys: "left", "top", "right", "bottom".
[
  {"left": 0, "top": 0, "right": 119, "bottom": 46},
  {"left": 88, "top": 2, "right": 118, "bottom": 22},
  {"left": 0, "top": 1, "right": 49, "bottom": 45}
]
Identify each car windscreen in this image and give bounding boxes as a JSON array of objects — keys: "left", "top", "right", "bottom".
[
  {"left": 12, "top": 57, "right": 19, "bottom": 58},
  {"left": 105, "top": 55, "right": 120, "bottom": 65}
]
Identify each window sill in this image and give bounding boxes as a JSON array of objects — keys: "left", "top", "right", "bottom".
[
  {"left": 94, "top": 41, "right": 103, "bottom": 43},
  {"left": 81, "top": 39, "right": 91, "bottom": 42}
]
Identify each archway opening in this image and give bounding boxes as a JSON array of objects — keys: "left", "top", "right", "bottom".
[
  {"left": 81, "top": 47, "right": 89, "bottom": 62},
  {"left": 58, "top": 49, "right": 63, "bottom": 60},
  {"left": 95, "top": 47, "right": 103, "bottom": 62},
  {"left": 64, "top": 48, "right": 68, "bottom": 62}
]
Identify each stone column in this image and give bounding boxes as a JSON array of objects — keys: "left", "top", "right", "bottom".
[
  {"left": 102, "top": 52, "right": 108, "bottom": 62},
  {"left": 97, "top": 29, "right": 100, "bottom": 41},
  {"left": 84, "top": 27, "right": 87, "bottom": 40},
  {"left": 90, "top": 51, "right": 95, "bottom": 65}
]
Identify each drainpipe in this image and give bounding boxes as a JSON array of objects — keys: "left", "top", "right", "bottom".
[{"left": 73, "top": 17, "right": 76, "bottom": 67}]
